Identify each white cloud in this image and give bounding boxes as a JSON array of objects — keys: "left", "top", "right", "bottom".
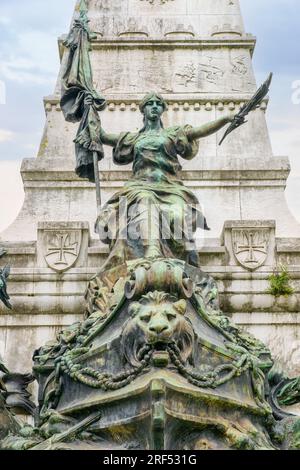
[
  {"left": 270, "top": 125, "right": 300, "bottom": 153},
  {"left": 0, "top": 79, "right": 6, "bottom": 104},
  {"left": 0, "top": 17, "right": 10, "bottom": 25},
  {"left": 268, "top": 123, "right": 300, "bottom": 223},
  {"left": 0, "top": 129, "right": 14, "bottom": 143},
  {"left": 0, "top": 28, "right": 61, "bottom": 86},
  {"left": 285, "top": 176, "right": 300, "bottom": 224},
  {"left": 269, "top": 124, "right": 300, "bottom": 170},
  {"left": 18, "top": 31, "right": 59, "bottom": 72},
  {"left": 0, "top": 33, "right": 59, "bottom": 86},
  {"left": 0, "top": 160, "right": 24, "bottom": 233},
  {"left": 0, "top": 63, "right": 54, "bottom": 85}
]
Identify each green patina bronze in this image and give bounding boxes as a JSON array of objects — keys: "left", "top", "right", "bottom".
[
  {"left": 0, "top": 248, "right": 12, "bottom": 310},
  {"left": 95, "top": 93, "right": 234, "bottom": 270},
  {"left": 60, "top": 0, "right": 106, "bottom": 182},
  {"left": 0, "top": 355, "right": 36, "bottom": 443}
]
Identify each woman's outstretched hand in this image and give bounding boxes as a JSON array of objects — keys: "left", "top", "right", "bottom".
[{"left": 227, "top": 112, "right": 245, "bottom": 125}]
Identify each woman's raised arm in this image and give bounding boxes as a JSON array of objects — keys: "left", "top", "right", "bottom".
[
  {"left": 100, "top": 128, "right": 120, "bottom": 147},
  {"left": 84, "top": 95, "right": 121, "bottom": 147},
  {"left": 186, "top": 113, "right": 237, "bottom": 141}
]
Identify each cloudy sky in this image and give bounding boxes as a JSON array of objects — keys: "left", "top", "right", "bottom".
[{"left": 0, "top": 0, "right": 299, "bottom": 232}]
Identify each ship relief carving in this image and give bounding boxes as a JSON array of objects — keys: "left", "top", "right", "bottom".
[{"left": 175, "top": 63, "right": 197, "bottom": 87}]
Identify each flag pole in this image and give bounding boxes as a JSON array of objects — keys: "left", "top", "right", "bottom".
[
  {"left": 60, "top": 0, "right": 106, "bottom": 229},
  {"left": 93, "top": 151, "right": 102, "bottom": 219}
]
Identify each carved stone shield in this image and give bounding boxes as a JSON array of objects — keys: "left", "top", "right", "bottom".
[
  {"left": 232, "top": 228, "right": 269, "bottom": 271},
  {"left": 44, "top": 230, "right": 81, "bottom": 272}
]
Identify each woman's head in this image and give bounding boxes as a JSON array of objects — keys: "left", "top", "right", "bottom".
[
  {"left": 139, "top": 93, "right": 167, "bottom": 131},
  {"left": 140, "top": 93, "right": 166, "bottom": 117}
]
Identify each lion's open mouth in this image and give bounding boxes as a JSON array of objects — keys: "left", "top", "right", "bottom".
[{"left": 149, "top": 341, "right": 171, "bottom": 351}]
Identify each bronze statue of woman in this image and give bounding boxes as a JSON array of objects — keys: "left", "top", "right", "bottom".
[{"left": 85, "top": 93, "right": 241, "bottom": 270}]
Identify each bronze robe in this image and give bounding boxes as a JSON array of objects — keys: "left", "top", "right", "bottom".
[{"left": 96, "top": 126, "right": 209, "bottom": 269}]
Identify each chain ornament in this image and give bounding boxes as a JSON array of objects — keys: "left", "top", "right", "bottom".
[
  {"left": 56, "top": 341, "right": 258, "bottom": 394},
  {"left": 60, "top": 345, "right": 153, "bottom": 390}
]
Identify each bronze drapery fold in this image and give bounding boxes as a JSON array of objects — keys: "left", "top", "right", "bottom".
[{"left": 60, "top": 0, "right": 106, "bottom": 182}]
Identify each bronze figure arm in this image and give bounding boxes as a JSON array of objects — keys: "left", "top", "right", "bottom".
[
  {"left": 83, "top": 95, "right": 120, "bottom": 147},
  {"left": 186, "top": 114, "right": 235, "bottom": 141},
  {"left": 100, "top": 128, "right": 133, "bottom": 165},
  {"left": 100, "top": 128, "right": 120, "bottom": 147}
]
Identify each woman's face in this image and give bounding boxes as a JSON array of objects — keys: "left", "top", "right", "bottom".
[{"left": 143, "top": 99, "right": 164, "bottom": 122}]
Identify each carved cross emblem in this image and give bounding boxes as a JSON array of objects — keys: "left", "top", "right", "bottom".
[
  {"left": 232, "top": 229, "right": 269, "bottom": 271},
  {"left": 236, "top": 232, "right": 267, "bottom": 263},
  {"left": 47, "top": 234, "right": 78, "bottom": 266},
  {"left": 44, "top": 231, "right": 81, "bottom": 272}
]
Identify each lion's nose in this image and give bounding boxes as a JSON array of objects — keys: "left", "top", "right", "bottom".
[{"left": 149, "top": 323, "right": 169, "bottom": 334}]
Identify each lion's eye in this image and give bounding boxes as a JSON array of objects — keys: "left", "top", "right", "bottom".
[
  {"left": 140, "top": 315, "right": 151, "bottom": 323},
  {"left": 166, "top": 312, "right": 176, "bottom": 322}
]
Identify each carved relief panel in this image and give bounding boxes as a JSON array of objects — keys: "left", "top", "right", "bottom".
[
  {"left": 91, "top": 47, "right": 255, "bottom": 95},
  {"left": 175, "top": 49, "right": 255, "bottom": 93},
  {"left": 89, "top": 0, "right": 128, "bottom": 16},
  {"left": 188, "top": 0, "right": 242, "bottom": 16},
  {"left": 86, "top": 0, "right": 245, "bottom": 38},
  {"left": 139, "top": 0, "right": 174, "bottom": 4},
  {"left": 129, "top": 0, "right": 186, "bottom": 15}
]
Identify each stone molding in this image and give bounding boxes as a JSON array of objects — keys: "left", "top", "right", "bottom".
[
  {"left": 43, "top": 95, "right": 269, "bottom": 114},
  {"left": 58, "top": 35, "right": 256, "bottom": 60},
  {"left": 21, "top": 157, "right": 291, "bottom": 183}
]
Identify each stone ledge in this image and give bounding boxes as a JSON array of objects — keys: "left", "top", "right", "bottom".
[
  {"left": 22, "top": 179, "right": 289, "bottom": 191},
  {"left": 21, "top": 159, "right": 290, "bottom": 183},
  {"left": 0, "top": 296, "right": 86, "bottom": 316},
  {"left": 44, "top": 93, "right": 267, "bottom": 107},
  {"left": 223, "top": 220, "right": 276, "bottom": 229},
  {"left": 90, "top": 38, "right": 256, "bottom": 49},
  {"left": 0, "top": 246, "right": 36, "bottom": 256},
  {"left": 2, "top": 265, "right": 300, "bottom": 279},
  {"left": 87, "top": 245, "right": 226, "bottom": 255},
  {"left": 1, "top": 312, "right": 300, "bottom": 328},
  {"left": 207, "top": 266, "right": 300, "bottom": 277},
  {"left": 0, "top": 314, "right": 82, "bottom": 327},
  {"left": 2, "top": 247, "right": 300, "bottom": 275},
  {"left": 37, "top": 221, "right": 89, "bottom": 230},
  {"left": 9, "top": 283, "right": 298, "bottom": 294},
  {"left": 232, "top": 312, "right": 300, "bottom": 325},
  {"left": 277, "top": 238, "right": 300, "bottom": 253}
]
